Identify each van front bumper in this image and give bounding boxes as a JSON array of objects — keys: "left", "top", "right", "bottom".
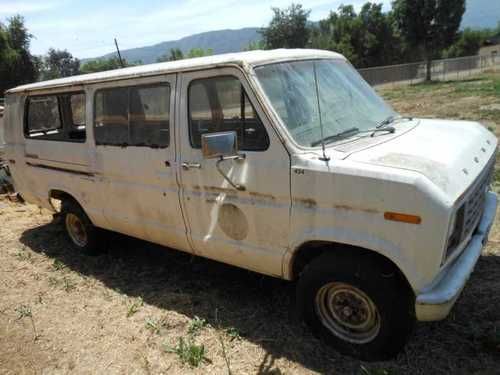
[{"left": 415, "top": 191, "right": 497, "bottom": 321}]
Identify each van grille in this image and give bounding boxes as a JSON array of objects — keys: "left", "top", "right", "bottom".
[{"left": 445, "top": 158, "right": 495, "bottom": 259}]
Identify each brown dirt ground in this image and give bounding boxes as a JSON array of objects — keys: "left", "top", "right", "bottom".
[{"left": 1, "top": 72, "right": 500, "bottom": 374}]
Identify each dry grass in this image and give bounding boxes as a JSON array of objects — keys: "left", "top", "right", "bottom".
[{"left": 1, "top": 72, "right": 500, "bottom": 374}]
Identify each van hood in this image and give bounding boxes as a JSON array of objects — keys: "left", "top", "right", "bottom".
[{"left": 344, "top": 119, "right": 497, "bottom": 200}]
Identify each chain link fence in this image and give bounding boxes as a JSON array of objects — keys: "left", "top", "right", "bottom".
[{"left": 358, "top": 55, "right": 500, "bottom": 87}]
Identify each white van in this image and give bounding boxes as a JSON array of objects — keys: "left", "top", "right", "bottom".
[{"left": 4, "top": 49, "right": 497, "bottom": 360}]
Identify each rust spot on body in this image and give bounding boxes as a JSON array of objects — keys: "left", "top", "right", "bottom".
[
  {"left": 249, "top": 191, "right": 276, "bottom": 201},
  {"left": 293, "top": 198, "right": 317, "bottom": 209},
  {"left": 333, "top": 204, "right": 379, "bottom": 214}
]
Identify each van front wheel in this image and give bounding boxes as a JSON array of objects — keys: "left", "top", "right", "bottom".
[
  {"left": 296, "top": 251, "right": 414, "bottom": 361},
  {"left": 62, "top": 200, "right": 100, "bottom": 255}
]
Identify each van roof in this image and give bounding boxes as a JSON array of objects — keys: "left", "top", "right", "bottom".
[{"left": 7, "top": 49, "right": 344, "bottom": 94}]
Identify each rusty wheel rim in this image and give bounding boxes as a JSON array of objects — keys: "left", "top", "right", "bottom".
[
  {"left": 65, "top": 213, "right": 88, "bottom": 248},
  {"left": 314, "top": 282, "right": 380, "bottom": 344}
]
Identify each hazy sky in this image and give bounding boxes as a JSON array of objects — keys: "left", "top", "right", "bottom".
[{"left": 0, "top": 0, "right": 390, "bottom": 58}]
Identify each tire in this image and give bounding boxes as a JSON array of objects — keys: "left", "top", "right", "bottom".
[
  {"left": 296, "top": 250, "right": 415, "bottom": 361},
  {"left": 61, "top": 199, "right": 101, "bottom": 256}
]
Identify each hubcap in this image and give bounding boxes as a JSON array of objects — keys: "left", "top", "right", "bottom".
[
  {"left": 65, "top": 213, "right": 88, "bottom": 247},
  {"left": 314, "top": 282, "right": 380, "bottom": 344}
]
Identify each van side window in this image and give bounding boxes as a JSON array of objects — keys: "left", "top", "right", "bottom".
[
  {"left": 94, "top": 84, "right": 170, "bottom": 148},
  {"left": 70, "top": 94, "right": 86, "bottom": 126},
  {"left": 25, "top": 93, "right": 86, "bottom": 142},
  {"left": 130, "top": 85, "right": 170, "bottom": 147},
  {"left": 94, "top": 88, "right": 129, "bottom": 145},
  {"left": 188, "top": 76, "right": 269, "bottom": 151},
  {"left": 27, "top": 96, "right": 61, "bottom": 136}
]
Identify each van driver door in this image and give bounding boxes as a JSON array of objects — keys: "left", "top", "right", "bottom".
[{"left": 177, "top": 68, "right": 291, "bottom": 277}]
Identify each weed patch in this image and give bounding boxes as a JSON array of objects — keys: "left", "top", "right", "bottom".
[{"left": 164, "top": 337, "right": 209, "bottom": 367}]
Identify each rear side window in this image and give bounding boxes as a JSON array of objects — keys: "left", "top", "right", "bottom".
[
  {"left": 70, "top": 94, "right": 86, "bottom": 126},
  {"left": 130, "top": 85, "right": 170, "bottom": 147},
  {"left": 188, "top": 76, "right": 269, "bottom": 151},
  {"left": 94, "top": 83, "right": 170, "bottom": 148},
  {"left": 95, "top": 88, "right": 129, "bottom": 145},
  {"left": 25, "top": 92, "right": 86, "bottom": 142},
  {"left": 27, "top": 96, "right": 61, "bottom": 134}
]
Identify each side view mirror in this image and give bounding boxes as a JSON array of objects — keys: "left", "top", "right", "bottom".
[
  {"left": 201, "top": 131, "right": 246, "bottom": 191},
  {"left": 201, "top": 131, "right": 239, "bottom": 159}
]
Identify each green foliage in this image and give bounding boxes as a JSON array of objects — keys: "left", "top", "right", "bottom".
[
  {"left": 393, "top": 0, "right": 466, "bottom": 80},
  {"left": 0, "top": 15, "right": 38, "bottom": 95},
  {"left": 80, "top": 57, "right": 125, "bottom": 73},
  {"left": 310, "top": 3, "right": 404, "bottom": 68},
  {"left": 15, "top": 304, "right": 32, "bottom": 319},
  {"left": 40, "top": 48, "right": 80, "bottom": 80},
  {"left": 145, "top": 317, "right": 162, "bottom": 334},
  {"left": 225, "top": 326, "right": 241, "bottom": 341},
  {"left": 15, "top": 304, "right": 38, "bottom": 341},
  {"left": 444, "top": 27, "right": 500, "bottom": 58},
  {"left": 157, "top": 47, "right": 212, "bottom": 62},
  {"left": 52, "top": 259, "right": 66, "bottom": 271},
  {"left": 261, "top": 3, "right": 311, "bottom": 49},
  {"left": 164, "top": 337, "right": 207, "bottom": 367},
  {"left": 126, "top": 297, "right": 143, "bottom": 318},
  {"left": 157, "top": 48, "right": 183, "bottom": 62},
  {"left": 244, "top": 40, "right": 265, "bottom": 51},
  {"left": 186, "top": 48, "right": 213, "bottom": 58},
  {"left": 187, "top": 316, "right": 208, "bottom": 336}
]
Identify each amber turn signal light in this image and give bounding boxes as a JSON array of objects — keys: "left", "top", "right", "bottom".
[{"left": 384, "top": 212, "right": 421, "bottom": 224}]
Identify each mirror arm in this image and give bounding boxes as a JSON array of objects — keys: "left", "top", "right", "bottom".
[{"left": 216, "top": 154, "right": 246, "bottom": 191}]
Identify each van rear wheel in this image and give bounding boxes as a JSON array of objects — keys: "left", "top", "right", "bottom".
[
  {"left": 62, "top": 200, "right": 100, "bottom": 255},
  {"left": 296, "top": 251, "right": 415, "bottom": 361}
]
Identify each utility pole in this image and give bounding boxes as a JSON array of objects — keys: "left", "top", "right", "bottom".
[{"left": 114, "top": 38, "right": 125, "bottom": 68}]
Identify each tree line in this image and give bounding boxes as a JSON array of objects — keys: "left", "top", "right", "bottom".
[
  {"left": 259, "top": 1, "right": 499, "bottom": 80},
  {"left": 1, "top": 0, "right": 499, "bottom": 95}
]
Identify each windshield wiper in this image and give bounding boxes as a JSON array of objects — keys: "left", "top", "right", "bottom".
[
  {"left": 376, "top": 115, "right": 413, "bottom": 129},
  {"left": 376, "top": 115, "right": 396, "bottom": 128},
  {"left": 311, "top": 127, "right": 359, "bottom": 147},
  {"left": 361, "top": 126, "right": 396, "bottom": 137}
]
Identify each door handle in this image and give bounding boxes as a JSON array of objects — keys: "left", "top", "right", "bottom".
[{"left": 181, "top": 162, "right": 202, "bottom": 170}]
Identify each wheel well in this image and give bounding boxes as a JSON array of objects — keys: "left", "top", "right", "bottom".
[
  {"left": 48, "top": 189, "right": 79, "bottom": 212},
  {"left": 291, "top": 241, "right": 413, "bottom": 294}
]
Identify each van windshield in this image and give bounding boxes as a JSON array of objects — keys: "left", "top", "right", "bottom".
[{"left": 254, "top": 59, "right": 397, "bottom": 147}]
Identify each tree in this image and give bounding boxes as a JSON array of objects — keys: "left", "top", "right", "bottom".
[
  {"left": 261, "top": 4, "right": 311, "bottom": 49},
  {"left": 41, "top": 48, "right": 80, "bottom": 80},
  {"left": 310, "top": 3, "right": 404, "bottom": 68},
  {"left": 244, "top": 40, "right": 265, "bottom": 51},
  {"left": 393, "top": 0, "right": 466, "bottom": 81},
  {"left": 157, "top": 48, "right": 184, "bottom": 62},
  {"left": 157, "top": 47, "right": 212, "bottom": 62},
  {"left": 443, "top": 27, "right": 499, "bottom": 58},
  {"left": 0, "top": 15, "right": 38, "bottom": 95},
  {"left": 186, "top": 48, "right": 213, "bottom": 58},
  {"left": 80, "top": 57, "right": 126, "bottom": 73}
]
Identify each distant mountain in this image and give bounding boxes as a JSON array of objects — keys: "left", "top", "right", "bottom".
[
  {"left": 96, "top": 28, "right": 261, "bottom": 64},
  {"left": 88, "top": 0, "right": 499, "bottom": 65},
  {"left": 462, "top": 0, "right": 500, "bottom": 29}
]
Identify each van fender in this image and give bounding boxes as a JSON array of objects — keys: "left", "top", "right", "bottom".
[
  {"left": 284, "top": 226, "right": 419, "bottom": 291},
  {"left": 47, "top": 184, "right": 105, "bottom": 228}
]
